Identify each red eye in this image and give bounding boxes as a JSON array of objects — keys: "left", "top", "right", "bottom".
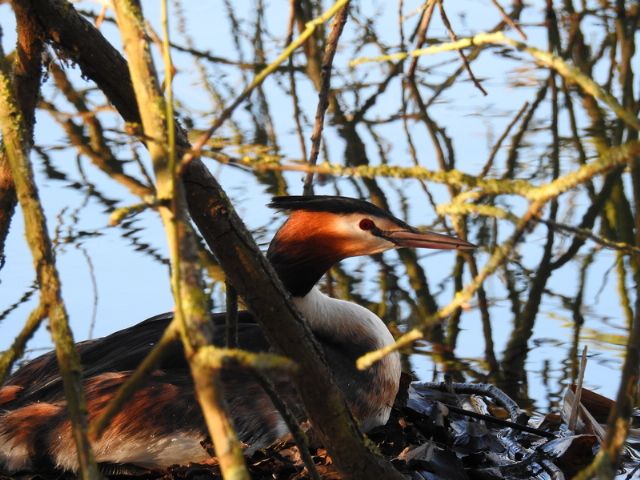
[{"left": 359, "top": 218, "right": 375, "bottom": 231}]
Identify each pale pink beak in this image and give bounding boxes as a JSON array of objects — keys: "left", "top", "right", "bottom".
[{"left": 385, "top": 229, "right": 476, "bottom": 250}]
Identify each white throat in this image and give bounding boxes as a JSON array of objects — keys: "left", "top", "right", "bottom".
[{"left": 292, "top": 287, "right": 401, "bottom": 431}]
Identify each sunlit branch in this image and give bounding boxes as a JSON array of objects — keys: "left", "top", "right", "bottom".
[
  {"left": 90, "top": 320, "right": 180, "bottom": 438},
  {"left": 351, "top": 31, "right": 640, "bottom": 131},
  {"left": 207, "top": 139, "right": 640, "bottom": 200},
  {"left": 0, "top": 28, "right": 101, "bottom": 480},
  {"left": 0, "top": 301, "right": 47, "bottom": 383},
  {"left": 111, "top": 0, "right": 249, "bottom": 477}
]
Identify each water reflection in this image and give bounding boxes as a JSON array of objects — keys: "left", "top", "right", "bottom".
[{"left": 0, "top": 1, "right": 635, "bottom": 426}]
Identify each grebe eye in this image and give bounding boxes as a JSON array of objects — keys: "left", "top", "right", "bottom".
[{"left": 359, "top": 218, "right": 375, "bottom": 231}]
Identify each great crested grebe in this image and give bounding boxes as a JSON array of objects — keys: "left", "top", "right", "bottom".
[{"left": 0, "top": 195, "right": 474, "bottom": 473}]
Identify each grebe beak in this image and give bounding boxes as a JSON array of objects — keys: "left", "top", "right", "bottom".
[{"left": 383, "top": 228, "right": 476, "bottom": 250}]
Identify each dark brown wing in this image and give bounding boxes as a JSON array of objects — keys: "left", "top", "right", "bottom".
[
  {"left": 3, "top": 310, "right": 269, "bottom": 407},
  {"left": 0, "top": 312, "right": 298, "bottom": 471}
]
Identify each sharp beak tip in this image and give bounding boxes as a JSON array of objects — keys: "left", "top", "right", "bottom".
[{"left": 457, "top": 240, "right": 477, "bottom": 250}]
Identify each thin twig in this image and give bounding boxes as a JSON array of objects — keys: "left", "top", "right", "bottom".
[
  {"left": 481, "top": 101, "right": 529, "bottom": 177},
  {"left": 436, "top": 0, "right": 488, "bottom": 96},
  {"left": 205, "top": 140, "right": 640, "bottom": 202},
  {"left": 406, "top": 0, "right": 437, "bottom": 80},
  {"left": 252, "top": 371, "right": 321, "bottom": 480},
  {"left": 90, "top": 320, "right": 180, "bottom": 438},
  {"left": 286, "top": 0, "right": 308, "bottom": 163},
  {"left": 225, "top": 282, "right": 238, "bottom": 348},
  {"left": 535, "top": 216, "right": 640, "bottom": 256},
  {"left": 490, "top": 0, "right": 527, "bottom": 40},
  {"left": 0, "top": 301, "right": 47, "bottom": 383},
  {"left": 303, "top": 2, "right": 350, "bottom": 195}
]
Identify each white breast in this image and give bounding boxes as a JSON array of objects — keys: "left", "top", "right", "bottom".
[
  {"left": 293, "top": 287, "right": 397, "bottom": 349},
  {"left": 293, "top": 287, "right": 401, "bottom": 430}
]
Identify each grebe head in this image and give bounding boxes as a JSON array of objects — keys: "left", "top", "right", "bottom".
[{"left": 267, "top": 195, "right": 475, "bottom": 297}]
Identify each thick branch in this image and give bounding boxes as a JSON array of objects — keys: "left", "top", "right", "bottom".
[
  {"left": 111, "top": 0, "right": 249, "bottom": 477},
  {"left": 184, "top": 161, "right": 404, "bottom": 479}
]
